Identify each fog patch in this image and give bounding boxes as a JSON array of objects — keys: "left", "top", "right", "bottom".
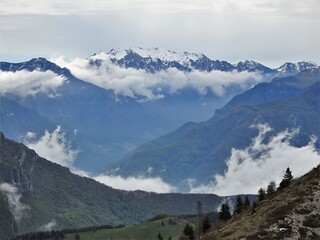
[
  {"left": 39, "top": 220, "right": 57, "bottom": 231},
  {"left": 0, "top": 183, "right": 29, "bottom": 222}
]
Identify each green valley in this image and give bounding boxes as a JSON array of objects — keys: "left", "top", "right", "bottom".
[{"left": 64, "top": 217, "right": 192, "bottom": 240}]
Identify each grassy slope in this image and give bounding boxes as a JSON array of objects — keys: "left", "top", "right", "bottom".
[
  {"left": 203, "top": 165, "right": 320, "bottom": 240},
  {"left": 64, "top": 217, "right": 191, "bottom": 240}
]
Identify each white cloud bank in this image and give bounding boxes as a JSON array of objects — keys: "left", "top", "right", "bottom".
[
  {"left": 94, "top": 174, "right": 176, "bottom": 193},
  {"left": 52, "top": 54, "right": 262, "bottom": 100},
  {"left": 71, "top": 169, "right": 176, "bottom": 193},
  {"left": 190, "top": 124, "right": 320, "bottom": 196},
  {"left": 25, "top": 126, "right": 78, "bottom": 167},
  {"left": 25, "top": 127, "right": 174, "bottom": 193},
  {"left": 0, "top": 183, "right": 29, "bottom": 222},
  {"left": 0, "top": 70, "right": 66, "bottom": 97}
]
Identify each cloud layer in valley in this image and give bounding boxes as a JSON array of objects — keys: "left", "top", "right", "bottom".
[
  {"left": 71, "top": 170, "right": 176, "bottom": 193},
  {"left": 25, "top": 128, "right": 175, "bottom": 193},
  {"left": 23, "top": 124, "right": 319, "bottom": 195},
  {"left": 0, "top": 183, "right": 29, "bottom": 222},
  {"left": 94, "top": 174, "right": 176, "bottom": 193},
  {"left": 190, "top": 124, "right": 320, "bottom": 195},
  {"left": 0, "top": 70, "right": 66, "bottom": 97},
  {"left": 24, "top": 126, "right": 78, "bottom": 167},
  {"left": 52, "top": 55, "right": 262, "bottom": 100}
]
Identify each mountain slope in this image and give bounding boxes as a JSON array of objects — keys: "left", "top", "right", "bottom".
[
  {"left": 105, "top": 68, "right": 320, "bottom": 190},
  {"left": 0, "top": 190, "right": 16, "bottom": 239},
  {"left": 203, "top": 165, "right": 320, "bottom": 240},
  {"left": 216, "top": 67, "right": 320, "bottom": 115},
  {"left": 0, "top": 96, "right": 55, "bottom": 139},
  {"left": 0, "top": 133, "right": 223, "bottom": 239}
]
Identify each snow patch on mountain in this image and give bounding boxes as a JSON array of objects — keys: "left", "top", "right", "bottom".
[{"left": 109, "top": 47, "right": 204, "bottom": 65}]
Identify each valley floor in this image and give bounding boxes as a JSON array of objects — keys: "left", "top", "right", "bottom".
[{"left": 64, "top": 217, "right": 191, "bottom": 240}]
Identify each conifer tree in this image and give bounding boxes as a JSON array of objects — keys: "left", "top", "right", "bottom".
[
  {"left": 279, "top": 167, "right": 294, "bottom": 189},
  {"left": 218, "top": 203, "right": 231, "bottom": 221},
  {"left": 183, "top": 224, "right": 195, "bottom": 240},
  {"left": 157, "top": 232, "right": 164, "bottom": 240},
  {"left": 267, "top": 181, "right": 276, "bottom": 195},
  {"left": 258, "top": 188, "right": 266, "bottom": 202},
  {"left": 284, "top": 167, "right": 293, "bottom": 181},
  {"left": 234, "top": 195, "right": 243, "bottom": 214},
  {"left": 202, "top": 215, "right": 211, "bottom": 233},
  {"left": 244, "top": 195, "right": 251, "bottom": 209}
]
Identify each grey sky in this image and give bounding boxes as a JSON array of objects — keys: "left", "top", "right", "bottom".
[{"left": 1, "top": 0, "right": 319, "bottom": 67}]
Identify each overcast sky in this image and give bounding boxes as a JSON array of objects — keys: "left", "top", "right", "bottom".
[{"left": 0, "top": 0, "right": 319, "bottom": 67}]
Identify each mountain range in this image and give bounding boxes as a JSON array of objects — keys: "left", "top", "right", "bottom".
[
  {"left": 107, "top": 47, "right": 315, "bottom": 74},
  {"left": 1, "top": 48, "right": 317, "bottom": 174}
]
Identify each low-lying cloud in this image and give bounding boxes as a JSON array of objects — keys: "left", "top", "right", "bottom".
[
  {"left": 39, "top": 220, "right": 57, "bottom": 231},
  {"left": 70, "top": 165, "right": 175, "bottom": 193},
  {"left": 52, "top": 54, "right": 262, "bottom": 101},
  {"left": 0, "top": 70, "right": 66, "bottom": 97},
  {"left": 190, "top": 124, "right": 320, "bottom": 196},
  {"left": 94, "top": 174, "right": 176, "bottom": 193},
  {"left": 21, "top": 123, "right": 319, "bottom": 196},
  {"left": 24, "top": 128, "right": 174, "bottom": 193},
  {"left": 24, "top": 126, "right": 78, "bottom": 167},
  {"left": 0, "top": 183, "right": 29, "bottom": 222}
]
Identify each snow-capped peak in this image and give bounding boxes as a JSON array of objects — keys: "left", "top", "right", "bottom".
[
  {"left": 108, "top": 47, "right": 205, "bottom": 64},
  {"left": 276, "top": 61, "right": 318, "bottom": 74},
  {"left": 232, "top": 60, "right": 273, "bottom": 73},
  {"left": 90, "top": 51, "right": 109, "bottom": 60},
  {"left": 107, "top": 48, "right": 128, "bottom": 60},
  {"left": 234, "top": 60, "right": 261, "bottom": 68}
]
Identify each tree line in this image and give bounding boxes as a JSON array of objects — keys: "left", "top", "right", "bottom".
[
  {"left": 9, "top": 223, "right": 126, "bottom": 240},
  {"left": 177, "top": 167, "right": 294, "bottom": 240},
  {"left": 218, "top": 167, "right": 294, "bottom": 221}
]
